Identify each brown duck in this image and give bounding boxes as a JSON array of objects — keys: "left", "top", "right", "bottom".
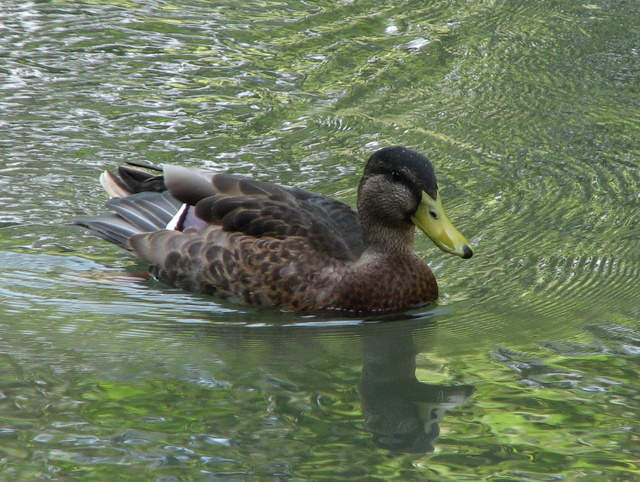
[{"left": 74, "top": 146, "right": 473, "bottom": 315}]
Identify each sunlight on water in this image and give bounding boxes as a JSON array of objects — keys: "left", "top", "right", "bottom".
[{"left": 0, "top": 0, "right": 639, "bottom": 479}]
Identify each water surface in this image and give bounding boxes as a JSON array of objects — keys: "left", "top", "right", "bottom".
[{"left": 1, "top": 0, "right": 639, "bottom": 479}]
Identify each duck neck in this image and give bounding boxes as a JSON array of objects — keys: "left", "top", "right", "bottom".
[{"left": 360, "top": 219, "right": 416, "bottom": 257}]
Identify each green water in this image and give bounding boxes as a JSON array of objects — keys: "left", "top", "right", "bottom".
[{"left": 1, "top": 0, "right": 639, "bottom": 479}]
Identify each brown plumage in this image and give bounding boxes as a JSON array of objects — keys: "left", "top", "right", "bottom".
[{"left": 74, "top": 146, "right": 473, "bottom": 315}]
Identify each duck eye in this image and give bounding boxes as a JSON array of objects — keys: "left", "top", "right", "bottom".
[{"left": 390, "top": 171, "right": 404, "bottom": 182}]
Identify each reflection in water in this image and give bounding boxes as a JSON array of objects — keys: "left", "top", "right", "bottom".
[
  {"left": 359, "top": 320, "right": 473, "bottom": 453},
  {"left": 170, "top": 311, "right": 474, "bottom": 454}
]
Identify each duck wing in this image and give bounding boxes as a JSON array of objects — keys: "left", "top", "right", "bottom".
[
  {"left": 76, "top": 164, "right": 364, "bottom": 263},
  {"left": 162, "top": 166, "right": 364, "bottom": 261}
]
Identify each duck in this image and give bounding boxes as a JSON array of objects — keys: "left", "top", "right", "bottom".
[{"left": 73, "top": 146, "right": 473, "bottom": 315}]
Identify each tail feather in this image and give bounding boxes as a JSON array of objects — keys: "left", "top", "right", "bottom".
[
  {"left": 99, "top": 171, "right": 131, "bottom": 198},
  {"left": 106, "top": 192, "right": 181, "bottom": 232},
  {"left": 73, "top": 191, "right": 182, "bottom": 249},
  {"left": 99, "top": 163, "right": 166, "bottom": 198},
  {"left": 73, "top": 215, "right": 144, "bottom": 249}
]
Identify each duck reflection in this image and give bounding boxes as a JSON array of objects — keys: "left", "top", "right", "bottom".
[
  {"left": 162, "top": 308, "right": 474, "bottom": 454},
  {"left": 358, "top": 321, "right": 473, "bottom": 453}
]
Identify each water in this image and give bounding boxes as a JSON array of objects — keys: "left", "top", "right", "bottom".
[{"left": 1, "top": 0, "right": 639, "bottom": 479}]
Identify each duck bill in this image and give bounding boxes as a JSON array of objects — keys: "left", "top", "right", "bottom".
[{"left": 412, "top": 191, "right": 473, "bottom": 259}]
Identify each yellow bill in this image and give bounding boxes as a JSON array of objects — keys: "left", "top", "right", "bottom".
[{"left": 412, "top": 191, "right": 473, "bottom": 259}]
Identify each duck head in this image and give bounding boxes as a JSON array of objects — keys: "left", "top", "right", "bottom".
[{"left": 358, "top": 146, "right": 473, "bottom": 259}]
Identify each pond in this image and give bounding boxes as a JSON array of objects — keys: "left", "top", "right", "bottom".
[{"left": 1, "top": 0, "right": 639, "bottom": 479}]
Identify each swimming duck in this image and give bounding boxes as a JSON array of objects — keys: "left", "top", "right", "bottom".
[{"left": 74, "top": 146, "right": 473, "bottom": 315}]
